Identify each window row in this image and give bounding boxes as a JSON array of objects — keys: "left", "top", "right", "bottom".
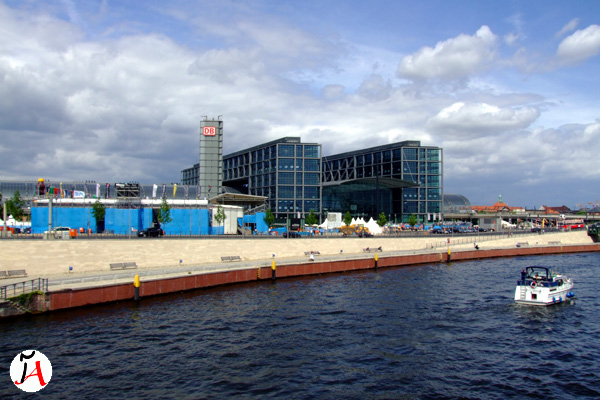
[{"left": 277, "top": 200, "right": 320, "bottom": 213}]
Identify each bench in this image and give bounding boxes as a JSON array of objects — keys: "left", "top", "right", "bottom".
[
  {"left": 109, "top": 262, "right": 138, "bottom": 270},
  {"left": 221, "top": 256, "right": 242, "bottom": 262},
  {"left": 7, "top": 269, "right": 28, "bottom": 278},
  {"left": 363, "top": 246, "right": 382, "bottom": 252},
  {"left": 548, "top": 241, "right": 561, "bottom": 245},
  {"left": 304, "top": 251, "right": 321, "bottom": 256},
  {"left": 516, "top": 242, "right": 529, "bottom": 247}
]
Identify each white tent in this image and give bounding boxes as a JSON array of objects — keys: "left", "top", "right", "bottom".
[
  {"left": 365, "top": 218, "right": 383, "bottom": 235},
  {"left": 318, "top": 219, "right": 329, "bottom": 229}
]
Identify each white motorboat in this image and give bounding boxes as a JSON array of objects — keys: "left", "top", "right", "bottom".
[{"left": 514, "top": 266, "right": 575, "bottom": 306}]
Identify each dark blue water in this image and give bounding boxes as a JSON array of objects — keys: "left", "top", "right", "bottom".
[{"left": 2, "top": 253, "right": 600, "bottom": 399}]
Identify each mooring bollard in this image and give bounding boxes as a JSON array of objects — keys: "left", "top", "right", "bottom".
[
  {"left": 134, "top": 274, "right": 140, "bottom": 300},
  {"left": 374, "top": 253, "right": 379, "bottom": 271},
  {"left": 447, "top": 248, "right": 452, "bottom": 263},
  {"left": 271, "top": 260, "right": 277, "bottom": 281}
]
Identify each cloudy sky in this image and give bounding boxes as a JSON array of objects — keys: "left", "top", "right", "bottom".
[{"left": 1, "top": 0, "right": 599, "bottom": 209}]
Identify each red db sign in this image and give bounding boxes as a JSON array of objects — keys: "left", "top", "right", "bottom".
[{"left": 203, "top": 126, "right": 216, "bottom": 136}]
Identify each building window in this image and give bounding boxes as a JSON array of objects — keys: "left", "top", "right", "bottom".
[
  {"left": 304, "top": 145, "right": 319, "bottom": 158},
  {"left": 404, "top": 148, "right": 417, "bottom": 160},
  {"left": 278, "top": 172, "right": 294, "bottom": 184},
  {"left": 427, "top": 149, "right": 440, "bottom": 161},
  {"left": 296, "top": 145, "right": 303, "bottom": 157},
  {"left": 304, "top": 159, "right": 319, "bottom": 171},
  {"left": 279, "top": 186, "right": 294, "bottom": 198},
  {"left": 428, "top": 188, "right": 441, "bottom": 200},
  {"left": 278, "top": 145, "right": 295, "bottom": 157},
  {"left": 304, "top": 186, "right": 319, "bottom": 199},
  {"left": 427, "top": 175, "right": 440, "bottom": 187},
  {"left": 304, "top": 200, "right": 319, "bottom": 212},
  {"left": 304, "top": 173, "right": 319, "bottom": 185},
  {"left": 278, "top": 158, "right": 294, "bottom": 170},
  {"left": 427, "top": 162, "right": 440, "bottom": 174},
  {"left": 278, "top": 200, "right": 294, "bottom": 212}
]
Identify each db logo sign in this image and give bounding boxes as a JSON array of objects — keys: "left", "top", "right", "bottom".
[
  {"left": 10, "top": 350, "right": 52, "bottom": 392},
  {"left": 203, "top": 126, "right": 216, "bottom": 136}
]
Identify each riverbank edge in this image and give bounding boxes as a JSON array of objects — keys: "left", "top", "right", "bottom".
[{"left": 2, "top": 242, "right": 599, "bottom": 318}]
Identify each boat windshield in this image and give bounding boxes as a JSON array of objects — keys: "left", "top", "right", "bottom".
[{"left": 525, "top": 266, "right": 550, "bottom": 280}]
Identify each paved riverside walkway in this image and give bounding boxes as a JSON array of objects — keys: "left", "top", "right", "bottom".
[{"left": 0, "top": 230, "right": 594, "bottom": 292}]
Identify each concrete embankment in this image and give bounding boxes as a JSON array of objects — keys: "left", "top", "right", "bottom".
[{"left": 0, "top": 231, "right": 598, "bottom": 317}]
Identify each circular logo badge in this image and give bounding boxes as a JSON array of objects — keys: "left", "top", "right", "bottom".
[{"left": 10, "top": 350, "right": 52, "bottom": 392}]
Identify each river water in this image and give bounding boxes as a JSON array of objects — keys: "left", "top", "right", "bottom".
[{"left": 2, "top": 253, "right": 600, "bottom": 399}]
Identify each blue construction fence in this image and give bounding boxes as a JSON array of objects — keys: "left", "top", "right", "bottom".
[{"left": 31, "top": 207, "right": 268, "bottom": 236}]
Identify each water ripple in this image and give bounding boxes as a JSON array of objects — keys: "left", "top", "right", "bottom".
[{"left": 1, "top": 253, "right": 600, "bottom": 399}]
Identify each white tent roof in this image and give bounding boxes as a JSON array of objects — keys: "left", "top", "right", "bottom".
[{"left": 365, "top": 218, "right": 383, "bottom": 234}]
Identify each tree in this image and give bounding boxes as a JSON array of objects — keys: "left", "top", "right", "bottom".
[
  {"left": 6, "top": 190, "right": 26, "bottom": 221},
  {"left": 377, "top": 212, "right": 387, "bottom": 227},
  {"left": 408, "top": 213, "right": 418, "bottom": 228},
  {"left": 264, "top": 208, "right": 275, "bottom": 227},
  {"left": 91, "top": 199, "right": 106, "bottom": 233},
  {"left": 343, "top": 211, "right": 353, "bottom": 226},
  {"left": 305, "top": 209, "right": 318, "bottom": 226},
  {"left": 214, "top": 205, "right": 226, "bottom": 229},
  {"left": 158, "top": 197, "right": 172, "bottom": 225}
]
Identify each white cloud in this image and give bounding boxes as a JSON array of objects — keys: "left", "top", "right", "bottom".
[
  {"left": 556, "top": 18, "right": 579, "bottom": 38},
  {"left": 397, "top": 26, "right": 498, "bottom": 81},
  {"left": 0, "top": 2, "right": 598, "bottom": 208},
  {"left": 427, "top": 102, "right": 540, "bottom": 138},
  {"left": 556, "top": 25, "right": 600, "bottom": 65}
]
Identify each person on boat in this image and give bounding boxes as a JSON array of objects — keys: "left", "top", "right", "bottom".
[{"left": 521, "top": 269, "right": 527, "bottom": 281}]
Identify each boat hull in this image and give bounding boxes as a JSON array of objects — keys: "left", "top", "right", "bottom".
[{"left": 514, "top": 281, "right": 575, "bottom": 306}]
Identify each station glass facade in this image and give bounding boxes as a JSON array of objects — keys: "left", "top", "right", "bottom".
[
  {"left": 321, "top": 141, "right": 443, "bottom": 223},
  {"left": 222, "top": 137, "right": 321, "bottom": 219}
]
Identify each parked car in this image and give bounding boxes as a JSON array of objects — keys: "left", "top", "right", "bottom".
[
  {"left": 137, "top": 226, "right": 164, "bottom": 237},
  {"left": 283, "top": 231, "right": 300, "bottom": 238}
]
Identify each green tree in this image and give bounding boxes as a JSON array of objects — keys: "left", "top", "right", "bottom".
[
  {"left": 6, "top": 190, "right": 26, "bottom": 221},
  {"left": 343, "top": 211, "right": 353, "bottom": 226},
  {"left": 158, "top": 197, "right": 172, "bottom": 225},
  {"left": 91, "top": 199, "right": 106, "bottom": 232},
  {"left": 305, "top": 209, "right": 318, "bottom": 226},
  {"left": 377, "top": 211, "right": 387, "bottom": 227},
  {"left": 214, "top": 205, "right": 226, "bottom": 229},
  {"left": 264, "top": 208, "right": 275, "bottom": 227},
  {"left": 408, "top": 213, "right": 418, "bottom": 228},
  {"left": 91, "top": 199, "right": 105, "bottom": 221}
]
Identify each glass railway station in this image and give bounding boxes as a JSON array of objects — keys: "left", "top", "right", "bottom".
[{"left": 1, "top": 118, "right": 444, "bottom": 233}]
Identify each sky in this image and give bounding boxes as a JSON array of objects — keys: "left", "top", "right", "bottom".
[{"left": 0, "top": 0, "right": 599, "bottom": 209}]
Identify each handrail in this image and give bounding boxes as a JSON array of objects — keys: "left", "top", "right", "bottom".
[{"left": 0, "top": 278, "right": 48, "bottom": 300}]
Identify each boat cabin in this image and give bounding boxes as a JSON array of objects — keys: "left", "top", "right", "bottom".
[{"left": 519, "top": 266, "right": 566, "bottom": 288}]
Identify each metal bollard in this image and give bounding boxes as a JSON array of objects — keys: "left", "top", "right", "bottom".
[
  {"left": 271, "top": 260, "right": 276, "bottom": 281},
  {"left": 134, "top": 274, "right": 140, "bottom": 300}
]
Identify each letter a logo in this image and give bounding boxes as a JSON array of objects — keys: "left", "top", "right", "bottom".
[{"left": 10, "top": 350, "right": 53, "bottom": 392}]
